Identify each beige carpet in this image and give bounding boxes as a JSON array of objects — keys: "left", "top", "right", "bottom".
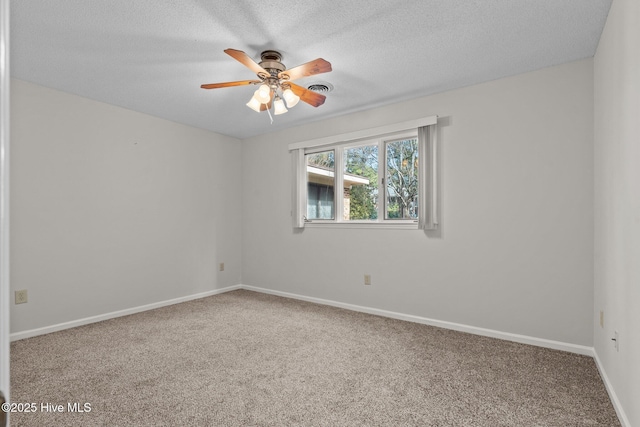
[{"left": 10, "top": 290, "right": 619, "bottom": 426}]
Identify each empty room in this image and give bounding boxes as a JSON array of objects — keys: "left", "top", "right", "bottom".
[{"left": 1, "top": 0, "right": 638, "bottom": 426}]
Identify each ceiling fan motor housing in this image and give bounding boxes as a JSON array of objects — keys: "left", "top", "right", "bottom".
[{"left": 259, "top": 50, "right": 286, "bottom": 77}]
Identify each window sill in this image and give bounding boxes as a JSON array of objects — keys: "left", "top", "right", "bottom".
[{"left": 303, "top": 221, "right": 419, "bottom": 230}]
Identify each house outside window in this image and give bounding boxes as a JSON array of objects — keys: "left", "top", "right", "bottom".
[{"left": 306, "top": 151, "right": 370, "bottom": 220}]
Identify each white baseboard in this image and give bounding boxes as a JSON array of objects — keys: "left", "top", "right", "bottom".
[
  {"left": 241, "top": 285, "right": 595, "bottom": 357},
  {"left": 10, "top": 285, "right": 242, "bottom": 341},
  {"left": 12, "top": 283, "right": 626, "bottom": 424},
  {"left": 593, "top": 350, "right": 631, "bottom": 427},
  {"left": 11, "top": 283, "right": 593, "bottom": 358}
]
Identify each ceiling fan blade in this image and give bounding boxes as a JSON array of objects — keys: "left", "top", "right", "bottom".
[
  {"left": 287, "top": 83, "right": 326, "bottom": 107},
  {"left": 279, "top": 58, "right": 332, "bottom": 81},
  {"left": 224, "top": 48, "right": 269, "bottom": 77},
  {"left": 200, "top": 80, "right": 261, "bottom": 89}
]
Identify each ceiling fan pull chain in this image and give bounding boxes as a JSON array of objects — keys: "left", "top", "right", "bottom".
[{"left": 266, "top": 105, "right": 274, "bottom": 124}]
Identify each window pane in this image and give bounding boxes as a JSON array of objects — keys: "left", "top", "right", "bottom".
[
  {"left": 306, "top": 150, "right": 335, "bottom": 220},
  {"left": 385, "top": 138, "right": 419, "bottom": 219},
  {"left": 344, "top": 145, "right": 378, "bottom": 220}
]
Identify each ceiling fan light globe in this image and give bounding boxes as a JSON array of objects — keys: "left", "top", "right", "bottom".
[
  {"left": 282, "top": 88, "right": 300, "bottom": 108},
  {"left": 274, "top": 98, "right": 288, "bottom": 115},
  {"left": 246, "top": 95, "right": 262, "bottom": 113},
  {"left": 256, "top": 85, "right": 271, "bottom": 103}
]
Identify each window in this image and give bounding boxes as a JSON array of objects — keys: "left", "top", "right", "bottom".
[
  {"left": 290, "top": 117, "right": 438, "bottom": 230},
  {"left": 306, "top": 150, "right": 335, "bottom": 220},
  {"left": 344, "top": 144, "right": 378, "bottom": 220},
  {"left": 385, "top": 137, "right": 419, "bottom": 220},
  {"left": 303, "top": 134, "right": 418, "bottom": 224}
]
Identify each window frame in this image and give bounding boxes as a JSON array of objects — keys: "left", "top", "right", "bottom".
[
  {"left": 382, "top": 134, "right": 420, "bottom": 222},
  {"left": 304, "top": 148, "right": 337, "bottom": 221},
  {"left": 290, "top": 116, "right": 438, "bottom": 230}
]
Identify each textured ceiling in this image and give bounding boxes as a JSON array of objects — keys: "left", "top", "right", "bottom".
[{"left": 11, "top": 0, "right": 611, "bottom": 139}]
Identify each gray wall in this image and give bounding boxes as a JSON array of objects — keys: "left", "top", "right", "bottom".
[
  {"left": 594, "top": 0, "right": 640, "bottom": 424},
  {"left": 10, "top": 79, "right": 243, "bottom": 333},
  {"left": 242, "top": 59, "right": 594, "bottom": 346}
]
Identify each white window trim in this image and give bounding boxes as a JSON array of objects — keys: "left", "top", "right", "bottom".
[
  {"left": 288, "top": 116, "right": 437, "bottom": 151},
  {"left": 303, "top": 221, "right": 421, "bottom": 230},
  {"left": 290, "top": 116, "right": 438, "bottom": 231}
]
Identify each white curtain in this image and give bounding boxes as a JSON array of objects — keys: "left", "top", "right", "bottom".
[
  {"left": 418, "top": 124, "right": 438, "bottom": 231},
  {"left": 291, "top": 148, "right": 306, "bottom": 229}
]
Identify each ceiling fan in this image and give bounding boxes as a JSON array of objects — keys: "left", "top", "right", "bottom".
[{"left": 201, "top": 49, "right": 332, "bottom": 116}]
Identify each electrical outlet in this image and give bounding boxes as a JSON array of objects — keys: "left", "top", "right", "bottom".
[
  {"left": 364, "top": 274, "right": 371, "bottom": 286},
  {"left": 15, "top": 289, "right": 28, "bottom": 304},
  {"left": 599, "top": 310, "right": 604, "bottom": 328},
  {"left": 219, "top": 262, "right": 224, "bottom": 272}
]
